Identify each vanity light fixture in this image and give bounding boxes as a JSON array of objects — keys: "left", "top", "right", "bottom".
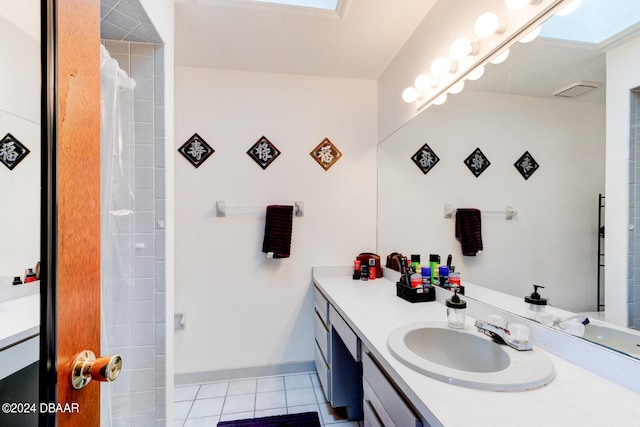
[
  {"left": 490, "top": 49, "right": 510, "bottom": 65},
  {"left": 430, "top": 57, "right": 457, "bottom": 78},
  {"left": 415, "top": 73, "right": 434, "bottom": 91},
  {"left": 474, "top": 12, "right": 508, "bottom": 38},
  {"left": 402, "top": 87, "right": 420, "bottom": 103},
  {"left": 518, "top": 24, "right": 541, "bottom": 43},
  {"left": 555, "top": 0, "right": 581, "bottom": 16},
  {"left": 449, "top": 38, "right": 480, "bottom": 60},
  {"left": 505, "top": 0, "right": 542, "bottom": 10}
]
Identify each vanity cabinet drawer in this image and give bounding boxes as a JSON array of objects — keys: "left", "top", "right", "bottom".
[
  {"left": 329, "top": 305, "right": 360, "bottom": 362},
  {"left": 363, "top": 378, "right": 393, "bottom": 427},
  {"left": 314, "top": 310, "right": 329, "bottom": 362},
  {"left": 362, "top": 351, "right": 423, "bottom": 427},
  {"left": 314, "top": 344, "right": 330, "bottom": 401},
  {"left": 314, "top": 287, "right": 329, "bottom": 326}
]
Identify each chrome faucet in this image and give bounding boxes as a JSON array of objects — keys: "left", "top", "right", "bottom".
[{"left": 475, "top": 320, "right": 533, "bottom": 351}]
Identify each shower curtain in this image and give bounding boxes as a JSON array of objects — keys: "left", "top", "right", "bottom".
[{"left": 100, "top": 44, "right": 136, "bottom": 427}]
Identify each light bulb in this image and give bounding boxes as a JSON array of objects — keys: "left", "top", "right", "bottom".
[
  {"left": 519, "top": 25, "right": 541, "bottom": 43},
  {"left": 415, "top": 74, "right": 433, "bottom": 91},
  {"left": 475, "top": 12, "right": 507, "bottom": 38},
  {"left": 449, "top": 81, "right": 465, "bottom": 95},
  {"left": 431, "top": 58, "right": 456, "bottom": 77},
  {"left": 467, "top": 66, "right": 485, "bottom": 81},
  {"left": 433, "top": 94, "right": 448, "bottom": 106},
  {"left": 555, "top": 0, "right": 582, "bottom": 16},
  {"left": 402, "top": 87, "right": 419, "bottom": 103},
  {"left": 450, "top": 38, "right": 479, "bottom": 60},
  {"left": 490, "top": 49, "right": 510, "bottom": 65},
  {"left": 505, "top": 0, "right": 542, "bottom": 9},
  {"left": 505, "top": 0, "right": 529, "bottom": 10}
]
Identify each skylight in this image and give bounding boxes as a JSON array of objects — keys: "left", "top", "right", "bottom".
[
  {"left": 246, "top": 0, "right": 339, "bottom": 11},
  {"left": 540, "top": 0, "right": 640, "bottom": 45}
]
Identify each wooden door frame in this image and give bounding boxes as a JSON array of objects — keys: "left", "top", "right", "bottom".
[{"left": 40, "top": 0, "right": 57, "bottom": 425}]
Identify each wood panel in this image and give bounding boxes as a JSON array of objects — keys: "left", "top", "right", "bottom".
[{"left": 56, "top": 0, "right": 101, "bottom": 424}]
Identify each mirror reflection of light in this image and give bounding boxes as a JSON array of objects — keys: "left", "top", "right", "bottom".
[
  {"left": 449, "top": 81, "right": 465, "bottom": 95},
  {"left": 519, "top": 25, "right": 541, "bottom": 43},
  {"left": 490, "top": 49, "right": 510, "bottom": 65},
  {"left": 433, "top": 94, "right": 448, "bottom": 106},
  {"left": 555, "top": 0, "right": 582, "bottom": 16},
  {"left": 467, "top": 66, "right": 485, "bottom": 81}
]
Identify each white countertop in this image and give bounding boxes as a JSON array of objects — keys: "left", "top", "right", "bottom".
[
  {"left": 313, "top": 267, "right": 640, "bottom": 427},
  {"left": 0, "top": 292, "right": 39, "bottom": 350}
]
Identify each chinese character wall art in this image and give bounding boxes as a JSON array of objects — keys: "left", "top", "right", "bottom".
[
  {"left": 0, "top": 133, "right": 30, "bottom": 170},
  {"left": 514, "top": 151, "right": 539, "bottom": 180},
  {"left": 178, "top": 133, "right": 215, "bottom": 168},
  {"left": 310, "top": 138, "right": 342, "bottom": 171},
  {"left": 247, "top": 135, "right": 281, "bottom": 169},
  {"left": 411, "top": 143, "right": 440, "bottom": 175}
]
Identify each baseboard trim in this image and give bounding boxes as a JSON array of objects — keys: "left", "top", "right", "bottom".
[{"left": 174, "top": 361, "right": 316, "bottom": 386}]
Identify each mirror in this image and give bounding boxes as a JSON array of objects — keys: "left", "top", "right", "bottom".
[
  {"left": 378, "top": 0, "right": 640, "bottom": 357},
  {"left": 0, "top": 2, "right": 41, "bottom": 425},
  {"left": 0, "top": 2, "right": 41, "bottom": 288}
]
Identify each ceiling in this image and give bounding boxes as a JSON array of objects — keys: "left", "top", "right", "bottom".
[{"left": 174, "top": 0, "right": 439, "bottom": 79}]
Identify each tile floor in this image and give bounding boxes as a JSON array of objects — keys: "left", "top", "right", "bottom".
[{"left": 174, "top": 372, "right": 363, "bottom": 427}]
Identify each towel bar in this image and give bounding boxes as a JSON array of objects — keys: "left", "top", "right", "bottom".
[
  {"left": 216, "top": 200, "right": 304, "bottom": 218},
  {"left": 443, "top": 204, "right": 516, "bottom": 220}
]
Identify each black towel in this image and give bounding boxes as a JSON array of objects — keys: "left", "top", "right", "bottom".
[
  {"left": 455, "top": 208, "right": 483, "bottom": 256},
  {"left": 262, "top": 205, "right": 294, "bottom": 258}
]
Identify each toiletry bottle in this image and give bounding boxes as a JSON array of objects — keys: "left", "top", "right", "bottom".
[
  {"left": 449, "top": 271, "right": 461, "bottom": 288},
  {"left": 24, "top": 268, "right": 36, "bottom": 283},
  {"left": 360, "top": 263, "right": 369, "bottom": 281},
  {"left": 429, "top": 254, "right": 440, "bottom": 285},
  {"left": 12, "top": 276, "right": 22, "bottom": 286},
  {"left": 410, "top": 273, "right": 422, "bottom": 288},
  {"left": 446, "top": 289, "right": 466, "bottom": 329},
  {"left": 438, "top": 265, "right": 450, "bottom": 287},
  {"left": 410, "top": 254, "right": 420, "bottom": 273},
  {"left": 353, "top": 259, "right": 361, "bottom": 280},
  {"left": 421, "top": 266, "right": 431, "bottom": 286},
  {"left": 524, "top": 285, "right": 553, "bottom": 325},
  {"left": 368, "top": 258, "right": 376, "bottom": 280}
]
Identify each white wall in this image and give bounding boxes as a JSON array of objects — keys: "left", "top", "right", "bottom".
[
  {"left": 0, "top": 13, "right": 40, "bottom": 280},
  {"left": 605, "top": 36, "right": 640, "bottom": 326},
  {"left": 174, "top": 67, "right": 377, "bottom": 374},
  {"left": 378, "top": 89, "right": 605, "bottom": 313}
]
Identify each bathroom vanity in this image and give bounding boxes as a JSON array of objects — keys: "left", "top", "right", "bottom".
[{"left": 312, "top": 267, "right": 640, "bottom": 426}]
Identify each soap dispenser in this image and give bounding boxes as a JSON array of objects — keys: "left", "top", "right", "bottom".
[
  {"left": 446, "top": 289, "right": 466, "bottom": 329},
  {"left": 525, "top": 285, "right": 553, "bottom": 326}
]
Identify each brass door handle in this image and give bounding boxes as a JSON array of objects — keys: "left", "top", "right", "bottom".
[{"left": 71, "top": 350, "right": 122, "bottom": 390}]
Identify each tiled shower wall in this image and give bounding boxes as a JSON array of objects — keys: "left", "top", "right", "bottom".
[
  {"left": 102, "top": 39, "right": 166, "bottom": 426},
  {"left": 629, "top": 90, "right": 640, "bottom": 330}
]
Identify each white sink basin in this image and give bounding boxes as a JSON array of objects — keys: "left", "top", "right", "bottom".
[{"left": 387, "top": 322, "right": 555, "bottom": 392}]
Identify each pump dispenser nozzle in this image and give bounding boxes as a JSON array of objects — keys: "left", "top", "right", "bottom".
[{"left": 525, "top": 284, "right": 547, "bottom": 305}]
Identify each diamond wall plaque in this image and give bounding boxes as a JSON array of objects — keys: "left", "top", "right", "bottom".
[
  {"left": 247, "top": 136, "right": 281, "bottom": 169},
  {"left": 514, "top": 151, "right": 539, "bottom": 180},
  {"left": 178, "top": 133, "right": 214, "bottom": 168},
  {"left": 0, "top": 133, "right": 30, "bottom": 170},
  {"left": 464, "top": 147, "right": 491, "bottom": 177},
  {"left": 310, "top": 138, "right": 342, "bottom": 171},
  {"left": 411, "top": 143, "right": 440, "bottom": 175}
]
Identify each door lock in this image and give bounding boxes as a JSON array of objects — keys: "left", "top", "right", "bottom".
[{"left": 71, "top": 350, "right": 122, "bottom": 390}]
